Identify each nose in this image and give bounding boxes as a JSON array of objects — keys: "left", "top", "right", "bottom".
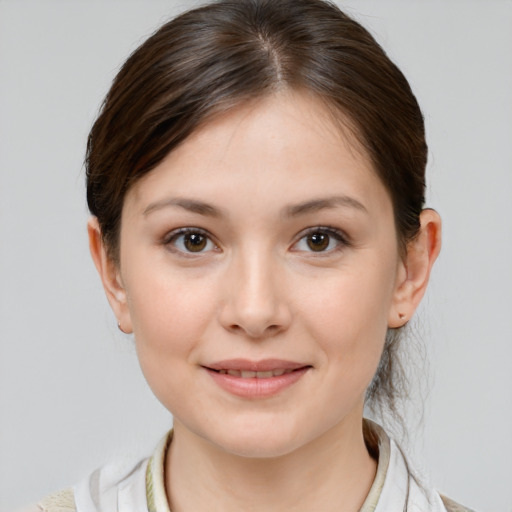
[{"left": 218, "top": 249, "right": 292, "bottom": 339}]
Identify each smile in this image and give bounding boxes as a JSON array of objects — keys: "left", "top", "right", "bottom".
[
  {"left": 214, "top": 369, "right": 295, "bottom": 378},
  {"left": 203, "top": 359, "right": 311, "bottom": 398}
]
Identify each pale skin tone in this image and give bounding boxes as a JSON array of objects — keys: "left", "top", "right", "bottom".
[{"left": 89, "top": 90, "right": 441, "bottom": 512}]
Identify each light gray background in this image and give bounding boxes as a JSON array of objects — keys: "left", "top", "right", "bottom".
[{"left": 1, "top": 1, "right": 511, "bottom": 511}]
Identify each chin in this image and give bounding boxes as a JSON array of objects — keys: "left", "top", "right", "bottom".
[
  {"left": 217, "top": 431, "right": 303, "bottom": 459},
  {"left": 195, "top": 414, "right": 308, "bottom": 459}
]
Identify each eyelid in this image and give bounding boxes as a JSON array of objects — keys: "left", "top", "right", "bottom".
[
  {"left": 162, "top": 227, "right": 220, "bottom": 255},
  {"left": 291, "top": 226, "right": 351, "bottom": 253},
  {"left": 161, "top": 225, "right": 350, "bottom": 255}
]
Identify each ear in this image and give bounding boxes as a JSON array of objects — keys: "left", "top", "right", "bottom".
[
  {"left": 388, "top": 209, "right": 442, "bottom": 328},
  {"left": 87, "top": 217, "right": 133, "bottom": 334}
]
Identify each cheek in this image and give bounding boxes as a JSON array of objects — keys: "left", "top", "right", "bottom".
[
  {"left": 125, "top": 267, "right": 220, "bottom": 412},
  {"left": 124, "top": 261, "right": 217, "bottom": 366},
  {"left": 298, "top": 259, "right": 396, "bottom": 377}
]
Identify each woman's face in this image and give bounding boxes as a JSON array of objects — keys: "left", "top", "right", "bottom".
[{"left": 115, "top": 91, "right": 405, "bottom": 457}]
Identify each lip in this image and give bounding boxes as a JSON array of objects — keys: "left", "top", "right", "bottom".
[
  {"left": 206, "top": 358, "right": 307, "bottom": 372},
  {"left": 203, "top": 359, "right": 311, "bottom": 399}
]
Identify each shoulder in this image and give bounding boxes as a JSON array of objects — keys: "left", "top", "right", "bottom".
[
  {"left": 440, "top": 494, "right": 477, "bottom": 512},
  {"left": 19, "top": 456, "right": 147, "bottom": 512},
  {"left": 17, "top": 488, "right": 76, "bottom": 512},
  {"left": 17, "top": 456, "right": 147, "bottom": 512},
  {"left": 365, "top": 421, "right": 477, "bottom": 512},
  {"left": 17, "top": 431, "right": 172, "bottom": 512}
]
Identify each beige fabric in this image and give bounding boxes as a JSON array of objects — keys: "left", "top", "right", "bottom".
[
  {"left": 142, "top": 420, "right": 391, "bottom": 512},
  {"left": 441, "top": 494, "right": 476, "bottom": 512},
  {"left": 30, "top": 489, "right": 76, "bottom": 512},
  {"left": 358, "top": 421, "right": 391, "bottom": 511},
  {"left": 146, "top": 431, "right": 172, "bottom": 512},
  {"left": 23, "top": 421, "right": 476, "bottom": 512}
]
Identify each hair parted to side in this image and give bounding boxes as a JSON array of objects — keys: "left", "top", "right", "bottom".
[{"left": 86, "top": 0, "right": 427, "bottom": 421}]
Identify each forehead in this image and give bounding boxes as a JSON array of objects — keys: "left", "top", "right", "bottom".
[{"left": 124, "top": 90, "right": 391, "bottom": 218}]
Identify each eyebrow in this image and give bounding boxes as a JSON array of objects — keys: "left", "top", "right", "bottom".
[
  {"left": 142, "top": 194, "right": 368, "bottom": 218},
  {"left": 283, "top": 196, "right": 368, "bottom": 217},
  {"left": 143, "top": 198, "right": 224, "bottom": 217}
]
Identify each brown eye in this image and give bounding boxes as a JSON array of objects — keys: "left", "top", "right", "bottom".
[
  {"left": 293, "top": 228, "right": 348, "bottom": 254},
  {"left": 167, "top": 229, "right": 215, "bottom": 254},
  {"left": 183, "top": 233, "right": 207, "bottom": 252},
  {"left": 306, "top": 232, "right": 330, "bottom": 251}
]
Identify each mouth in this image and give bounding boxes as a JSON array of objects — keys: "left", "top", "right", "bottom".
[
  {"left": 203, "top": 359, "right": 312, "bottom": 398},
  {"left": 211, "top": 368, "right": 300, "bottom": 378}
]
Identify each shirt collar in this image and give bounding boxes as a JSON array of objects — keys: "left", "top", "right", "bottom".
[
  {"left": 145, "top": 420, "right": 390, "bottom": 512},
  {"left": 146, "top": 430, "right": 173, "bottom": 512}
]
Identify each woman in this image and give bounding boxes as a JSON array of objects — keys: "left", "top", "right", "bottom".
[{"left": 23, "top": 0, "right": 473, "bottom": 510}]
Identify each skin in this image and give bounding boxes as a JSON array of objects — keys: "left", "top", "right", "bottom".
[{"left": 89, "top": 90, "right": 441, "bottom": 512}]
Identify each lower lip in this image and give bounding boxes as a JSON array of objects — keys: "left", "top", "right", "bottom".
[{"left": 205, "top": 367, "right": 310, "bottom": 399}]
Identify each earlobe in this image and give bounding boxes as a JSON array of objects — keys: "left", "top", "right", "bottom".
[
  {"left": 87, "top": 217, "right": 133, "bottom": 334},
  {"left": 388, "top": 209, "right": 442, "bottom": 328}
]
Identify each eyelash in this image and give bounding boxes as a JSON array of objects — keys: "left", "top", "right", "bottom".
[
  {"left": 292, "top": 226, "right": 350, "bottom": 255},
  {"left": 162, "top": 227, "right": 219, "bottom": 256},
  {"left": 162, "top": 226, "right": 350, "bottom": 256}
]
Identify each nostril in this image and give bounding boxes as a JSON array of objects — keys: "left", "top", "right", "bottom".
[{"left": 228, "top": 323, "right": 281, "bottom": 338}]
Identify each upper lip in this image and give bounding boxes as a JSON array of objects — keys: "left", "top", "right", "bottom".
[{"left": 204, "top": 359, "right": 309, "bottom": 372}]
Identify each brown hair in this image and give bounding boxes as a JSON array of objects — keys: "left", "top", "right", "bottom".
[{"left": 86, "top": 0, "right": 427, "bottom": 417}]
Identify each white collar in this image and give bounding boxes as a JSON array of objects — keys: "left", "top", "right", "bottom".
[{"left": 74, "top": 421, "right": 447, "bottom": 512}]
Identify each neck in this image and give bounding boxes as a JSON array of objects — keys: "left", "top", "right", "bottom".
[{"left": 165, "top": 415, "right": 377, "bottom": 512}]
